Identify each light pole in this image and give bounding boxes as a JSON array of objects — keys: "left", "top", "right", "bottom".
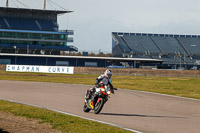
[
  {"left": 13, "top": 46, "right": 16, "bottom": 53},
  {"left": 14, "top": 46, "right": 17, "bottom": 64}
]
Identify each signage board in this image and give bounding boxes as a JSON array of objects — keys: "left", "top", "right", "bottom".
[{"left": 6, "top": 65, "right": 74, "bottom": 74}]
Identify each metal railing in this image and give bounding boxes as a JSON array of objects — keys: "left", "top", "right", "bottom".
[{"left": 59, "top": 30, "right": 74, "bottom": 35}]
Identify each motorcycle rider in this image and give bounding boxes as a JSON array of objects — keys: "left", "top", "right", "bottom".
[{"left": 89, "top": 69, "right": 114, "bottom": 109}]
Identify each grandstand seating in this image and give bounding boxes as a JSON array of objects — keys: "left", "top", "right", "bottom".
[
  {"left": 0, "top": 18, "right": 8, "bottom": 29},
  {"left": 122, "top": 35, "right": 145, "bottom": 53},
  {"left": 112, "top": 32, "right": 200, "bottom": 68},
  {"left": 37, "top": 19, "right": 58, "bottom": 31},
  {"left": 177, "top": 38, "right": 200, "bottom": 55},
  {"left": 123, "top": 35, "right": 161, "bottom": 54},
  {"left": 151, "top": 36, "right": 185, "bottom": 54},
  {"left": 0, "top": 17, "right": 57, "bottom": 31},
  {"left": 0, "top": 7, "right": 77, "bottom": 55},
  {"left": 112, "top": 33, "right": 131, "bottom": 53},
  {"left": 5, "top": 17, "right": 39, "bottom": 31}
]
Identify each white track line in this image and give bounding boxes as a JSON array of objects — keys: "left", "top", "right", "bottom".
[
  {"left": 0, "top": 98, "right": 142, "bottom": 133},
  {"left": 3, "top": 82, "right": 199, "bottom": 133}
]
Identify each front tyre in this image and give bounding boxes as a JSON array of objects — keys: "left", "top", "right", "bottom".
[
  {"left": 94, "top": 99, "right": 104, "bottom": 114},
  {"left": 83, "top": 103, "right": 91, "bottom": 112}
]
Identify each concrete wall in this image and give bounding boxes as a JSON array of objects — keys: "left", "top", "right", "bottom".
[{"left": 1, "top": 65, "right": 200, "bottom": 78}]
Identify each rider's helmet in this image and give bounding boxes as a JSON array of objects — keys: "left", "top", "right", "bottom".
[{"left": 104, "top": 69, "right": 112, "bottom": 78}]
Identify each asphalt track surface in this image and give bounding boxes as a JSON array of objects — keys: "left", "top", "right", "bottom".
[{"left": 0, "top": 80, "right": 200, "bottom": 133}]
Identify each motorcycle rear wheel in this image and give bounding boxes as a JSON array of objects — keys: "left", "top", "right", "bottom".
[
  {"left": 94, "top": 99, "right": 104, "bottom": 114},
  {"left": 83, "top": 103, "right": 91, "bottom": 112}
]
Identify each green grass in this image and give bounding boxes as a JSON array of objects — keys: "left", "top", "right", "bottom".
[
  {"left": 0, "top": 71, "right": 200, "bottom": 99},
  {"left": 113, "top": 76, "right": 200, "bottom": 99},
  {"left": 0, "top": 100, "right": 131, "bottom": 133},
  {"left": 0, "top": 71, "right": 200, "bottom": 132}
]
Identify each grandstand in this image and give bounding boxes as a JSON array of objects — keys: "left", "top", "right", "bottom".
[
  {"left": 112, "top": 32, "right": 200, "bottom": 69},
  {"left": 0, "top": 7, "right": 77, "bottom": 55}
]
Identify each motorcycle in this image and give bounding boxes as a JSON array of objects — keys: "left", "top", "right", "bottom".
[{"left": 83, "top": 86, "right": 116, "bottom": 114}]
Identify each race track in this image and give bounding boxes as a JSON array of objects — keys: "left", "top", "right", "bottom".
[{"left": 0, "top": 80, "right": 200, "bottom": 133}]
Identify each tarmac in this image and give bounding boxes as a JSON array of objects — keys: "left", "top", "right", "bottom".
[{"left": 0, "top": 80, "right": 200, "bottom": 133}]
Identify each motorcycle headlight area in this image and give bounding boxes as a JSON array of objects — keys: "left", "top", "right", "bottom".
[{"left": 107, "top": 90, "right": 111, "bottom": 95}]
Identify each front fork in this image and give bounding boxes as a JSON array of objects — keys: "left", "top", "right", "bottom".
[
  {"left": 97, "top": 97, "right": 108, "bottom": 104},
  {"left": 98, "top": 98, "right": 103, "bottom": 102}
]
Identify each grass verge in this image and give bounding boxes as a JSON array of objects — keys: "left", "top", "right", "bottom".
[
  {"left": 0, "top": 100, "right": 131, "bottom": 133},
  {"left": 0, "top": 71, "right": 200, "bottom": 99},
  {"left": 0, "top": 71, "right": 199, "bottom": 132}
]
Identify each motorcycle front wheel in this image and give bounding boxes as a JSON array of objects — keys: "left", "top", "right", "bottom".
[
  {"left": 83, "top": 102, "right": 91, "bottom": 112},
  {"left": 94, "top": 99, "right": 104, "bottom": 114}
]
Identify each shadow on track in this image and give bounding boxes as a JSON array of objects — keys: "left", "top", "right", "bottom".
[
  {"left": 101, "top": 113, "right": 185, "bottom": 119},
  {"left": 0, "top": 129, "right": 9, "bottom": 133}
]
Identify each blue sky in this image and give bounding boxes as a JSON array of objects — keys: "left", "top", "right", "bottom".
[{"left": 1, "top": 0, "right": 200, "bottom": 52}]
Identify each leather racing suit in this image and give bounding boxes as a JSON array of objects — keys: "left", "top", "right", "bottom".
[{"left": 90, "top": 74, "right": 114, "bottom": 107}]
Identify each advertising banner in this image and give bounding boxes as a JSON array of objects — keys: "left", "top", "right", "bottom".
[{"left": 6, "top": 65, "right": 74, "bottom": 74}]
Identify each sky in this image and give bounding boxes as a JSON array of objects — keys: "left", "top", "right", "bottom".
[{"left": 1, "top": 0, "right": 200, "bottom": 53}]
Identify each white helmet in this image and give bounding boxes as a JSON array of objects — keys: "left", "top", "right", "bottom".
[{"left": 104, "top": 69, "right": 112, "bottom": 78}]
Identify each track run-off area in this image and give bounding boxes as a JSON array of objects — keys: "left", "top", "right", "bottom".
[{"left": 0, "top": 80, "right": 200, "bottom": 133}]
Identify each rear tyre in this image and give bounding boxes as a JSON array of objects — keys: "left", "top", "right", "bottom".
[
  {"left": 83, "top": 103, "right": 91, "bottom": 112},
  {"left": 94, "top": 99, "right": 104, "bottom": 114}
]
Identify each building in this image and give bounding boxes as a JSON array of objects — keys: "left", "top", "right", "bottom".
[
  {"left": 0, "top": 5, "right": 163, "bottom": 68},
  {"left": 112, "top": 32, "right": 200, "bottom": 69},
  {"left": 0, "top": 53, "right": 162, "bottom": 68},
  {"left": 0, "top": 6, "right": 77, "bottom": 55}
]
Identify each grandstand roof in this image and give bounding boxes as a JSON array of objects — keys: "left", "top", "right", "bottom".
[
  {"left": 0, "top": 53, "right": 163, "bottom": 63},
  {"left": 0, "top": 7, "right": 72, "bottom": 15},
  {"left": 0, "top": 29, "right": 68, "bottom": 35}
]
